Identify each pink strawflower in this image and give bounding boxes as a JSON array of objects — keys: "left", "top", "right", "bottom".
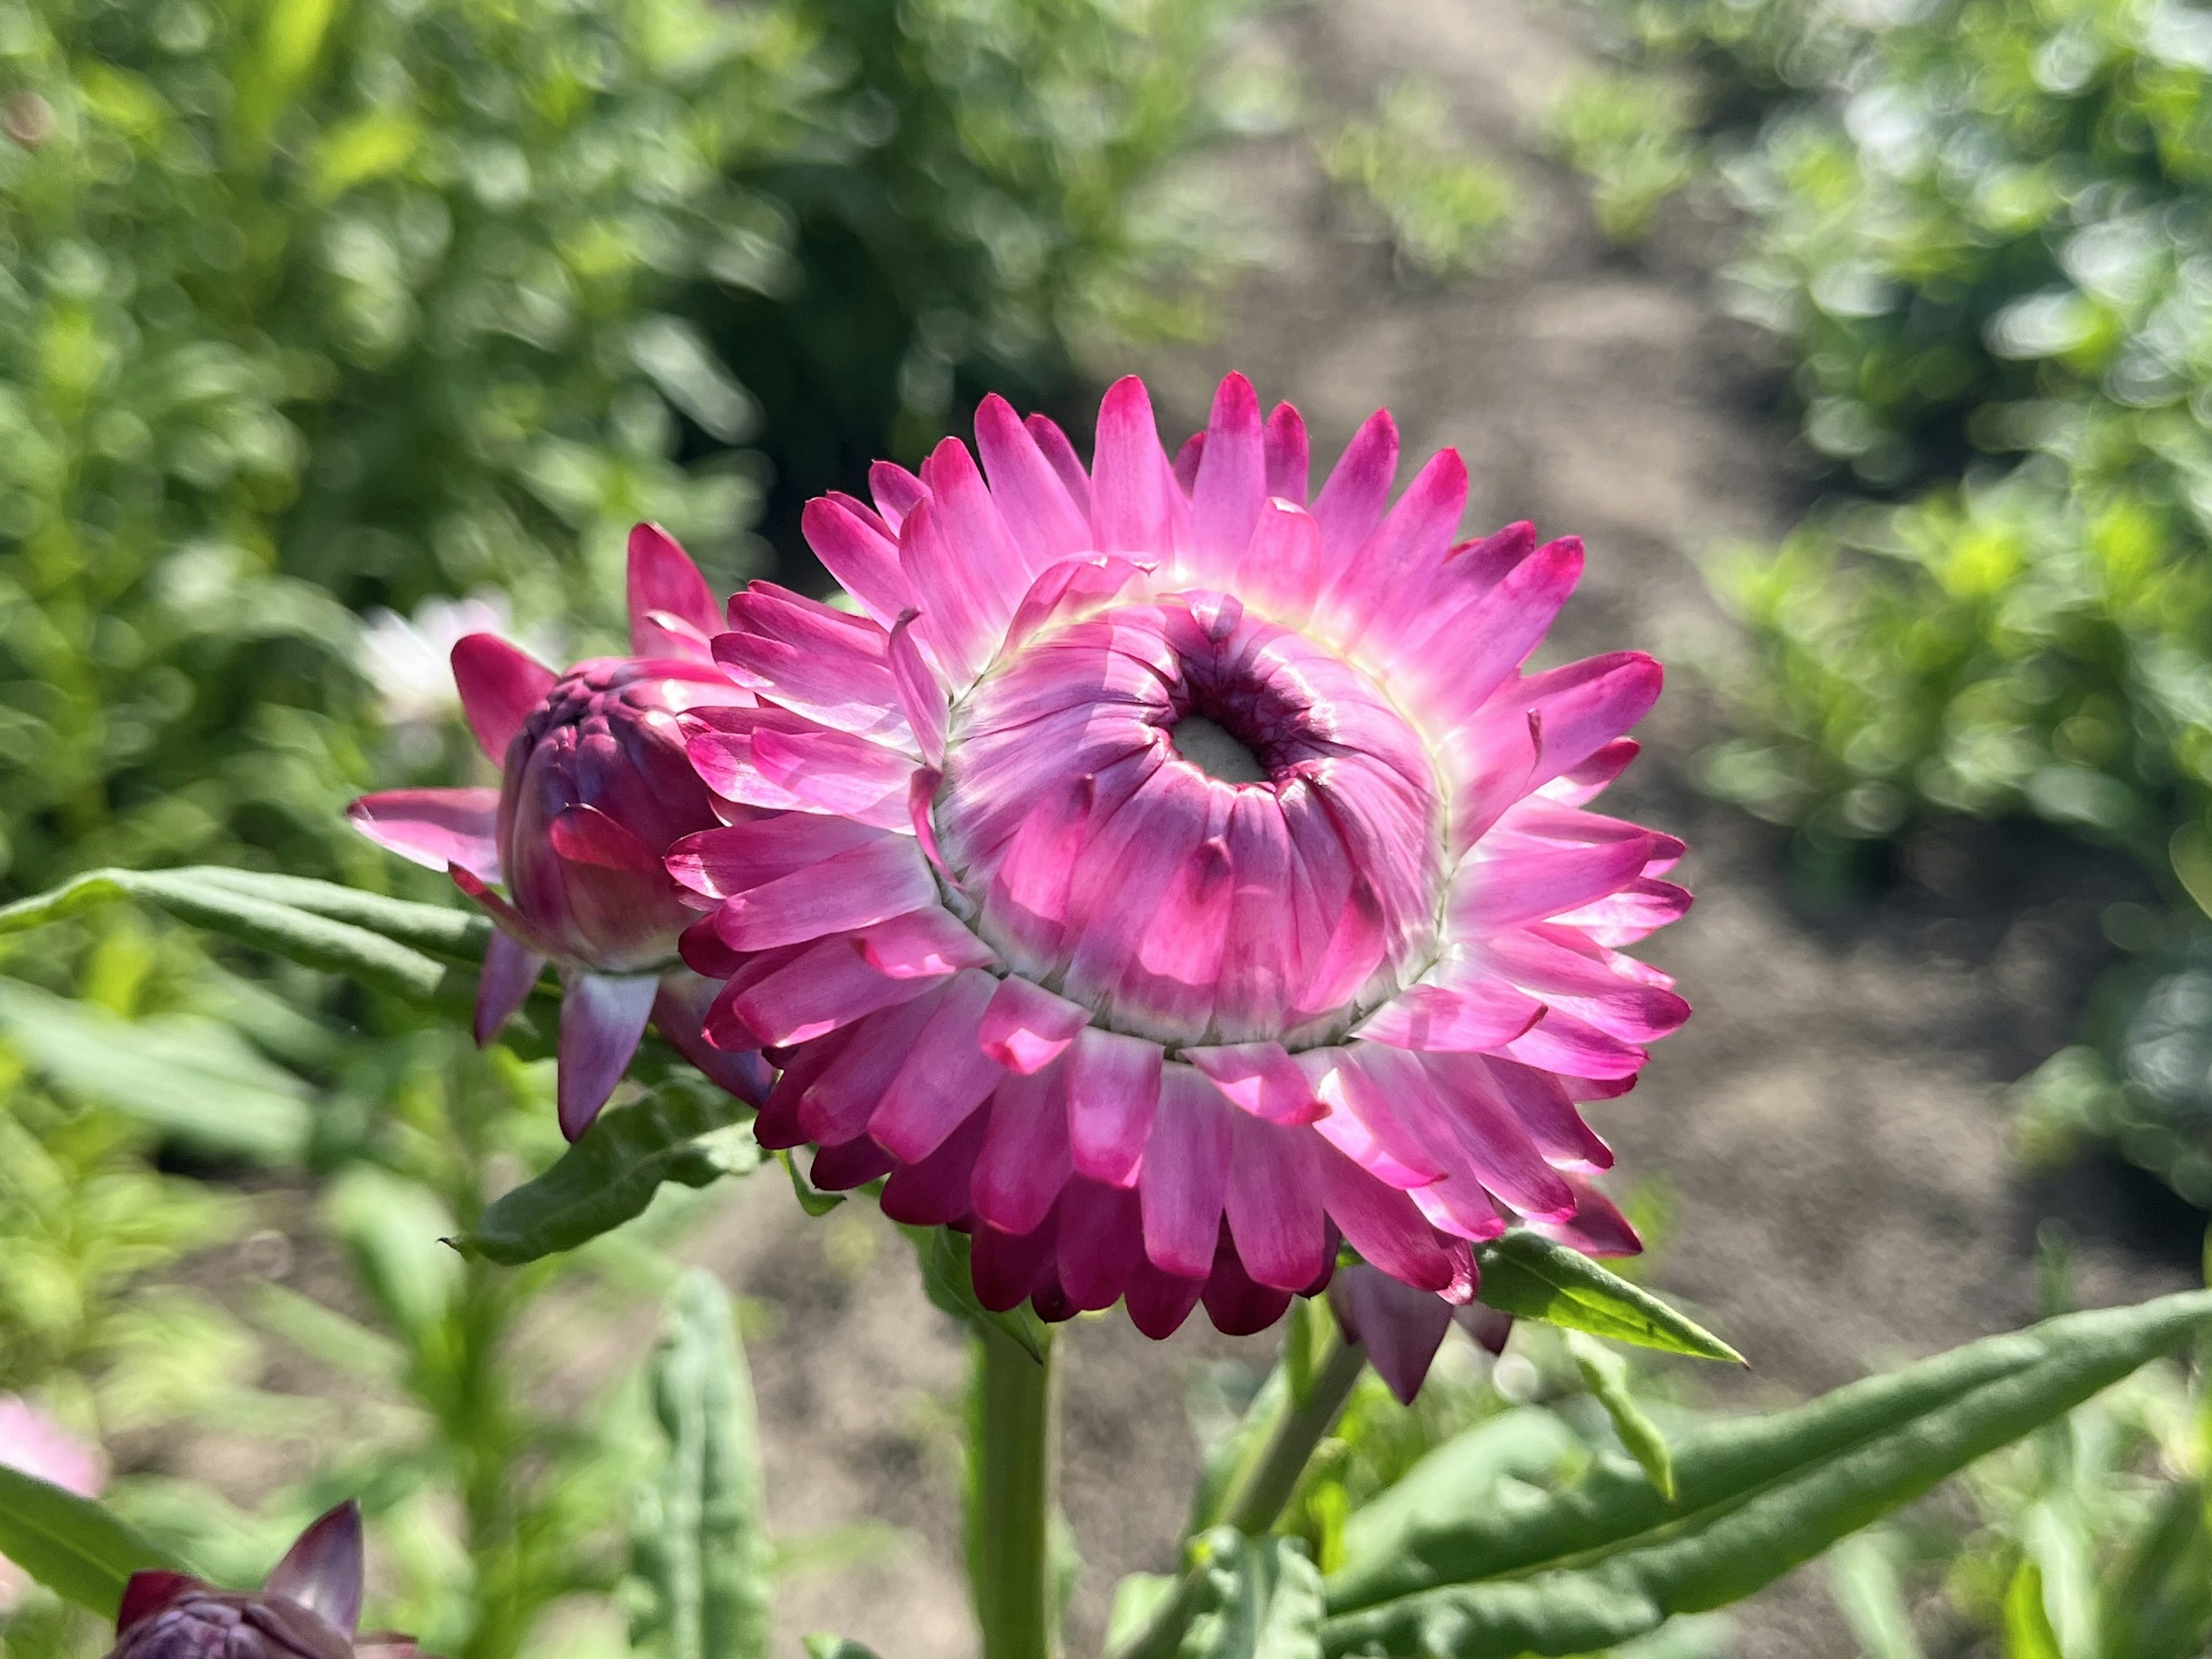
[
  {"left": 349, "top": 527, "right": 770, "bottom": 1137},
  {"left": 111, "top": 1503, "right": 430, "bottom": 1659},
  {"left": 0, "top": 1395, "right": 105, "bottom": 1612},
  {"left": 674, "top": 373, "right": 1691, "bottom": 1338}
]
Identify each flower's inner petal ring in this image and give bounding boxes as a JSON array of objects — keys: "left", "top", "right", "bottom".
[{"left": 935, "top": 591, "right": 1445, "bottom": 1047}]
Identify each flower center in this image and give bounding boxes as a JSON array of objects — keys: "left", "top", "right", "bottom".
[{"left": 934, "top": 592, "right": 1446, "bottom": 1048}]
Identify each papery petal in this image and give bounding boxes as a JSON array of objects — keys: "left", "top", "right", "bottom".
[
  {"left": 1223, "top": 1113, "right": 1328, "bottom": 1291},
  {"left": 474, "top": 930, "right": 546, "bottom": 1046},
  {"left": 1065, "top": 1025, "right": 1162, "bottom": 1187},
  {"left": 880, "top": 1103, "right": 990, "bottom": 1227},
  {"left": 1138, "top": 1063, "right": 1232, "bottom": 1278},
  {"left": 870, "top": 461, "right": 927, "bottom": 532},
  {"left": 1190, "top": 372, "right": 1267, "bottom": 579},
  {"left": 869, "top": 969, "right": 1007, "bottom": 1161},
  {"left": 979, "top": 975, "right": 1090, "bottom": 1074},
  {"left": 557, "top": 971, "right": 660, "bottom": 1138},
  {"left": 628, "top": 524, "right": 722, "bottom": 660},
  {"left": 1089, "top": 376, "right": 1186, "bottom": 560},
  {"left": 799, "top": 986, "right": 953, "bottom": 1145},
  {"left": 1200, "top": 1238, "right": 1293, "bottom": 1335},
  {"left": 347, "top": 788, "right": 501, "bottom": 880},
  {"left": 971, "top": 1062, "right": 1073, "bottom": 1235},
  {"left": 452, "top": 634, "right": 557, "bottom": 762},
  {"left": 1308, "top": 408, "right": 1397, "bottom": 567},
  {"left": 1263, "top": 402, "right": 1309, "bottom": 502},
  {"left": 1185, "top": 1041, "right": 1324, "bottom": 1124},
  {"left": 976, "top": 393, "right": 1093, "bottom": 566},
  {"left": 710, "top": 835, "right": 936, "bottom": 951},
  {"left": 652, "top": 969, "right": 773, "bottom": 1105},
  {"left": 803, "top": 495, "right": 915, "bottom": 628},
  {"left": 1056, "top": 1179, "right": 1144, "bottom": 1312},
  {"left": 1330, "top": 1264, "right": 1455, "bottom": 1404},
  {"left": 1026, "top": 414, "right": 1092, "bottom": 513},
  {"left": 264, "top": 1502, "right": 364, "bottom": 1637}
]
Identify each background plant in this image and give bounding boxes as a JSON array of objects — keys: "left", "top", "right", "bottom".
[{"left": 1553, "top": 0, "right": 2212, "bottom": 1203}]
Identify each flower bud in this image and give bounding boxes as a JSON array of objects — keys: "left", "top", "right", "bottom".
[
  {"left": 350, "top": 525, "right": 771, "bottom": 1139},
  {"left": 107, "top": 1505, "right": 431, "bottom": 1659}
]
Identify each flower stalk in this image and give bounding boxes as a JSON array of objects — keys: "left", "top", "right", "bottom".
[{"left": 970, "top": 1322, "right": 1058, "bottom": 1659}]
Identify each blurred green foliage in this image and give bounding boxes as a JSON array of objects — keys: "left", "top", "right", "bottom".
[
  {"left": 1560, "top": 0, "right": 2212, "bottom": 1198},
  {"left": 1320, "top": 79, "right": 1516, "bottom": 279},
  {"left": 0, "top": 0, "right": 1268, "bottom": 899}
]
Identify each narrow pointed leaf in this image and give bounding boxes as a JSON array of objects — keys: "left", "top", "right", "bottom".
[
  {"left": 1320, "top": 1291, "right": 2212, "bottom": 1658},
  {"left": 801, "top": 1639, "right": 883, "bottom": 1659},
  {"left": 0, "top": 867, "right": 475, "bottom": 1001},
  {"left": 0, "top": 1465, "right": 181, "bottom": 1618},
  {"left": 452, "top": 1078, "right": 760, "bottom": 1265},
  {"left": 1472, "top": 1233, "right": 1741, "bottom": 1363},
  {"left": 630, "top": 1271, "right": 772, "bottom": 1659}
]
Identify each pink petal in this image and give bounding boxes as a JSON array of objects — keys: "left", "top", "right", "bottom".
[
  {"left": 1002, "top": 555, "right": 1149, "bottom": 655},
  {"left": 1317, "top": 1147, "right": 1464, "bottom": 1295},
  {"left": 880, "top": 1103, "right": 991, "bottom": 1227},
  {"left": 473, "top": 930, "right": 546, "bottom": 1046},
  {"left": 1223, "top": 1112, "right": 1330, "bottom": 1291},
  {"left": 813, "top": 1135, "right": 896, "bottom": 1190},
  {"left": 1026, "top": 414, "right": 1092, "bottom": 514},
  {"left": 1390, "top": 1048, "right": 1575, "bottom": 1221},
  {"left": 1542, "top": 737, "right": 1641, "bottom": 806},
  {"left": 1449, "top": 835, "right": 1665, "bottom": 934},
  {"left": 802, "top": 496, "right": 916, "bottom": 628},
  {"left": 1065, "top": 1025, "right": 1163, "bottom": 1187},
  {"left": 627, "top": 524, "right": 722, "bottom": 660},
  {"left": 1476, "top": 928, "right": 1691, "bottom": 1044},
  {"left": 558, "top": 971, "right": 660, "bottom": 1138},
  {"left": 1233, "top": 497, "right": 1325, "bottom": 625},
  {"left": 975, "top": 393, "right": 1093, "bottom": 565},
  {"left": 1263, "top": 402, "right": 1309, "bottom": 502},
  {"left": 1172, "top": 430, "right": 1205, "bottom": 493},
  {"left": 1321, "top": 448, "right": 1469, "bottom": 653},
  {"left": 1460, "top": 1056, "right": 1613, "bottom": 1171},
  {"left": 853, "top": 906, "right": 998, "bottom": 978},
  {"left": 1185, "top": 1041, "right": 1324, "bottom": 1124},
  {"left": 1533, "top": 1173, "right": 1642, "bottom": 1257},
  {"left": 715, "top": 590, "right": 907, "bottom": 744},
  {"left": 925, "top": 433, "right": 1034, "bottom": 615},
  {"left": 1329, "top": 1263, "right": 1455, "bottom": 1404},
  {"left": 1212, "top": 789, "right": 1300, "bottom": 1040},
  {"left": 1501, "top": 1007, "right": 1649, "bottom": 1081},
  {"left": 1124, "top": 1259, "right": 1206, "bottom": 1338},
  {"left": 449, "top": 863, "right": 554, "bottom": 956},
  {"left": 1299, "top": 1046, "right": 1450, "bottom": 1187},
  {"left": 119, "top": 1573, "right": 202, "bottom": 1634},
  {"left": 979, "top": 975, "right": 1090, "bottom": 1074},
  {"left": 869, "top": 461, "right": 927, "bottom": 532},
  {"left": 652, "top": 970, "right": 773, "bottom": 1105},
  {"left": 1116, "top": 834, "right": 1236, "bottom": 1039},
  {"left": 899, "top": 494, "right": 1001, "bottom": 689},
  {"left": 265, "top": 1502, "right": 364, "bottom": 1637},
  {"left": 1355, "top": 972, "right": 1546, "bottom": 1053},
  {"left": 665, "top": 813, "right": 889, "bottom": 900},
  {"left": 1138, "top": 1063, "right": 1233, "bottom": 1278},
  {"left": 1190, "top": 372, "right": 1267, "bottom": 578},
  {"left": 869, "top": 968, "right": 1008, "bottom": 1161},
  {"left": 718, "top": 929, "right": 944, "bottom": 1047},
  {"left": 1201, "top": 1242, "right": 1293, "bottom": 1335},
  {"left": 971, "top": 1063, "right": 1074, "bottom": 1235},
  {"left": 972, "top": 1206, "right": 1056, "bottom": 1313},
  {"left": 1056, "top": 1179, "right": 1144, "bottom": 1311},
  {"left": 711, "top": 835, "right": 936, "bottom": 951},
  {"left": 1453, "top": 654, "right": 1665, "bottom": 847},
  {"left": 1399, "top": 537, "right": 1585, "bottom": 724},
  {"left": 1552, "top": 877, "right": 1694, "bottom": 947},
  {"left": 884, "top": 612, "right": 948, "bottom": 766},
  {"left": 798, "top": 986, "right": 953, "bottom": 1145},
  {"left": 347, "top": 787, "right": 502, "bottom": 880},
  {"left": 1089, "top": 376, "right": 1186, "bottom": 560},
  {"left": 1308, "top": 408, "right": 1397, "bottom": 567},
  {"left": 451, "top": 634, "right": 556, "bottom": 763}
]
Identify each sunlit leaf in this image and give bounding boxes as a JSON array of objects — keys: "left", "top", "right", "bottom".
[
  {"left": 0, "top": 1467, "right": 181, "bottom": 1619},
  {"left": 1472, "top": 1232, "right": 1741, "bottom": 1363}
]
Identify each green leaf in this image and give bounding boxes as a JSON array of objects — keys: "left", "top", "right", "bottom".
[
  {"left": 1321, "top": 1290, "right": 2212, "bottom": 1658},
  {"left": 631, "top": 1271, "right": 772, "bottom": 1659},
  {"left": 452, "top": 1078, "right": 759, "bottom": 1266},
  {"left": 0, "top": 978, "right": 313, "bottom": 1162},
  {"left": 897, "top": 1225, "right": 1052, "bottom": 1363},
  {"left": 1565, "top": 1331, "right": 1676, "bottom": 1502},
  {"left": 800, "top": 1639, "right": 882, "bottom": 1659},
  {"left": 0, "top": 1465, "right": 181, "bottom": 1618},
  {"left": 1183, "top": 1530, "right": 1325, "bottom": 1659},
  {"left": 1336, "top": 1408, "right": 1582, "bottom": 1584},
  {"left": 0, "top": 868, "right": 480, "bottom": 1002},
  {"left": 2003, "top": 1562, "right": 2064, "bottom": 1659},
  {"left": 777, "top": 1147, "right": 846, "bottom": 1216},
  {"left": 1108, "top": 1574, "right": 1184, "bottom": 1653},
  {"left": 1472, "top": 1233, "right": 1741, "bottom": 1364},
  {"left": 1827, "top": 1535, "right": 1925, "bottom": 1659}
]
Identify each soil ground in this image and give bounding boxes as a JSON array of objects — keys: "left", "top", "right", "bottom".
[{"left": 692, "top": 1, "right": 2206, "bottom": 1654}]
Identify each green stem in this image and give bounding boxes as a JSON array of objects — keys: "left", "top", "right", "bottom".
[
  {"left": 1109, "top": 1319, "right": 1369, "bottom": 1659},
  {"left": 971, "top": 1321, "right": 1057, "bottom": 1659}
]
